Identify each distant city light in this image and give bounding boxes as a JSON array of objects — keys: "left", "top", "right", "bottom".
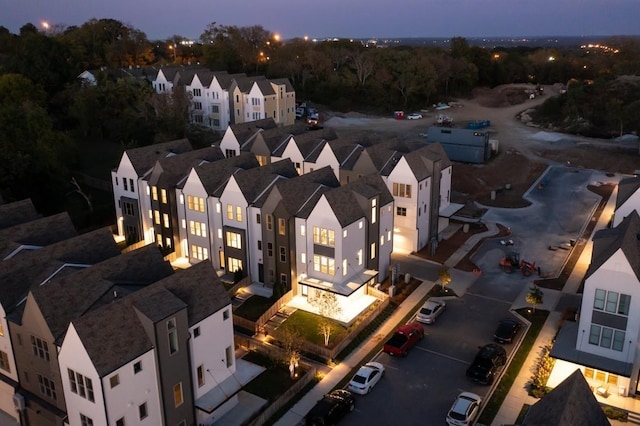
[
  {"left": 273, "top": 34, "right": 281, "bottom": 42},
  {"left": 41, "top": 21, "right": 50, "bottom": 30},
  {"left": 548, "top": 56, "right": 555, "bottom": 61}
]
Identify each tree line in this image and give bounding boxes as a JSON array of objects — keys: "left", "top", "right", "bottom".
[{"left": 0, "top": 19, "right": 638, "bottom": 220}]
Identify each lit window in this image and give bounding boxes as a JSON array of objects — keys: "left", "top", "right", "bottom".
[
  {"left": 370, "top": 242, "right": 376, "bottom": 259},
  {"left": 174, "top": 382, "right": 184, "bottom": 407},
  {"left": 393, "top": 183, "right": 412, "bottom": 198},
  {"left": 161, "top": 189, "right": 167, "bottom": 204},
  {"left": 226, "top": 232, "right": 242, "bottom": 249},
  {"left": 278, "top": 218, "right": 286, "bottom": 235},
  {"left": 197, "top": 365, "right": 205, "bottom": 387},
  {"left": 300, "top": 225, "right": 305, "bottom": 236},
  {"left": 236, "top": 206, "right": 242, "bottom": 222},
  {"left": 313, "top": 227, "right": 335, "bottom": 247},
  {"left": 227, "top": 204, "right": 233, "bottom": 220}
]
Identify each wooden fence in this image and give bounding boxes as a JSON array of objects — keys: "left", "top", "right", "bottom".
[
  {"left": 255, "top": 290, "right": 293, "bottom": 330},
  {"left": 227, "top": 276, "right": 251, "bottom": 296}
]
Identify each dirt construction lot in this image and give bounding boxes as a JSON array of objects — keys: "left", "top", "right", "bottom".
[{"left": 323, "top": 84, "right": 639, "bottom": 208}]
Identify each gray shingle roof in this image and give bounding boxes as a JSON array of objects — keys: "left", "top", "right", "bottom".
[
  {"left": 188, "top": 152, "right": 260, "bottom": 194},
  {"left": 124, "top": 139, "right": 193, "bottom": 176},
  {"left": 616, "top": 176, "right": 640, "bottom": 210},
  {"left": 32, "top": 244, "right": 174, "bottom": 343},
  {"left": 586, "top": 210, "right": 640, "bottom": 282},
  {"left": 269, "top": 78, "right": 295, "bottom": 92},
  {"left": 0, "top": 212, "right": 77, "bottom": 260},
  {"left": 147, "top": 146, "right": 225, "bottom": 187},
  {"left": 321, "top": 174, "right": 392, "bottom": 227},
  {"left": 232, "top": 160, "right": 299, "bottom": 203},
  {"left": 523, "top": 369, "right": 610, "bottom": 426},
  {"left": 256, "top": 166, "right": 340, "bottom": 211},
  {"left": 0, "top": 199, "right": 40, "bottom": 229},
  {"left": 72, "top": 260, "right": 229, "bottom": 377},
  {"left": 0, "top": 227, "right": 120, "bottom": 314}
]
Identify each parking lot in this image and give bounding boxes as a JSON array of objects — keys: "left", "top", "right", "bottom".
[
  {"left": 339, "top": 166, "right": 622, "bottom": 425},
  {"left": 341, "top": 294, "right": 518, "bottom": 425}
]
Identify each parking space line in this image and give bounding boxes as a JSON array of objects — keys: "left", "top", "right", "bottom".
[
  {"left": 464, "top": 291, "right": 513, "bottom": 305},
  {"left": 414, "top": 346, "right": 470, "bottom": 365}
]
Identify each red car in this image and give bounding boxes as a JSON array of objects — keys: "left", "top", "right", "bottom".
[{"left": 383, "top": 322, "right": 424, "bottom": 356}]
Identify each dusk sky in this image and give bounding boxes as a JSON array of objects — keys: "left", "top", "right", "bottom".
[{"left": 3, "top": 0, "right": 639, "bottom": 41}]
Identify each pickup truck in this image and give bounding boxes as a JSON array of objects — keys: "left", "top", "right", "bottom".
[{"left": 383, "top": 322, "right": 424, "bottom": 356}]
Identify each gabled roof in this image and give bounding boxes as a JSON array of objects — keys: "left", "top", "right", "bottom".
[
  {"left": 31, "top": 244, "right": 173, "bottom": 344},
  {"left": 254, "top": 79, "right": 276, "bottom": 96},
  {"left": 233, "top": 75, "right": 266, "bottom": 92},
  {"left": 0, "top": 199, "right": 40, "bottom": 229},
  {"left": 72, "top": 261, "right": 229, "bottom": 377},
  {"left": 0, "top": 212, "right": 77, "bottom": 261},
  {"left": 586, "top": 210, "right": 640, "bottom": 281},
  {"left": 616, "top": 176, "right": 640, "bottom": 210},
  {"left": 328, "top": 140, "right": 364, "bottom": 170},
  {"left": 0, "top": 227, "right": 120, "bottom": 315},
  {"left": 523, "top": 369, "right": 610, "bottom": 426},
  {"left": 187, "top": 152, "right": 260, "bottom": 195},
  {"left": 269, "top": 78, "right": 295, "bottom": 92},
  {"left": 124, "top": 139, "right": 193, "bottom": 176},
  {"left": 321, "top": 174, "right": 392, "bottom": 227},
  {"left": 257, "top": 166, "right": 340, "bottom": 211},
  {"left": 229, "top": 119, "right": 278, "bottom": 143},
  {"left": 213, "top": 72, "right": 247, "bottom": 90},
  {"left": 232, "top": 160, "right": 298, "bottom": 204},
  {"left": 147, "top": 146, "right": 224, "bottom": 187}
]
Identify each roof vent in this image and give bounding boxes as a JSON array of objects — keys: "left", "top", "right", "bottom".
[{"left": 113, "top": 290, "right": 118, "bottom": 298}]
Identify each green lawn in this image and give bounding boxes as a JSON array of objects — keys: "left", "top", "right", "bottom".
[
  {"left": 478, "top": 309, "right": 550, "bottom": 424},
  {"left": 234, "top": 295, "right": 273, "bottom": 321},
  {"left": 274, "top": 310, "right": 348, "bottom": 348},
  {"left": 242, "top": 351, "right": 304, "bottom": 403}
]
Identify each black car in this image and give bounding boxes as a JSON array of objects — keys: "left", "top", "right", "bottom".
[
  {"left": 494, "top": 318, "right": 521, "bottom": 344},
  {"left": 305, "top": 389, "right": 355, "bottom": 426},
  {"left": 466, "top": 343, "right": 507, "bottom": 385}
]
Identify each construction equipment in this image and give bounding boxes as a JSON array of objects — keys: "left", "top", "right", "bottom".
[{"left": 499, "top": 252, "right": 537, "bottom": 276}]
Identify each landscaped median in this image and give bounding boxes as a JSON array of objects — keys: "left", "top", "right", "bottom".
[{"left": 477, "top": 308, "right": 550, "bottom": 424}]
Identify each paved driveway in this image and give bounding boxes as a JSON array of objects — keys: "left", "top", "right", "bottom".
[{"left": 341, "top": 295, "right": 517, "bottom": 426}]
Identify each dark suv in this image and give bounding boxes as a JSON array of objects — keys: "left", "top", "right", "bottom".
[
  {"left": 466, "top": 343, "right": 507, "bottom": 385},
  {"left": 305, "top": 389, "right": 355, "bottom": 426}
]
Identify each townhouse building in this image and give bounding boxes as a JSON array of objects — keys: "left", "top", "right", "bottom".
[
  {"left": 612, "top": 176, "right": 640, "bottom": 227},
  {"left": 177, "top": 152, "right": 260, "bottom": 268},
  {"left": 0, "top": 226, "right": 121, "bottom": 424},
  {"left": 152, "top": 67, "right": 295, "bottom": 131},
  {"left": 9, "top": 244, "right": 173, "bottom": 425},
  {"left": 549, "top": 211, "right": 640, "bottom": 398},
  {"left": 218, "top": 160, "right": 299, "bottom": 279},
  {"left": 254, "top": 167, "right": 341, "bottom": 289},
  {"left": 271, "top": 129, "right": 340, "bottom": 177},
  {"left": 58, "top": 260, "right": 237, "bottom": 426},
  {"left": 143, "top": 147, "right": 225, "bottom": 257},
  {"left": 293, "top": 174, "right": 394, "bottom": 323},
  {"left": 112, "top": 139, "right": 193, "bottom": 244}
]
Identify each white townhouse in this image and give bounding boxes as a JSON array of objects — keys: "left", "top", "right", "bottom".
[
  {"left": 219, "top": 119, "right": 278, "bottom": 159},
  {"left": 384, "top": 144, "right": 453, "bottom": 253},
  {"left": 58, "top": 261, "right": 241, "bottom": 426},
  {"left": 218, "top": 161, "right": 298, "bottom": 278},
  {"left": 176, "top": 153, "right": 260, "bottom": 269},
  {"left": 549, "top": 211, "right": 640, "bottom": 398},
  {"left": 111, "top": 139, "right": 193, "bottom": 244},
  {"left": 293, "top": 175, "right": 394, "bottom": 324},
  {"left": 613, "top": 176, "right": 640, "bottom": 227},
  {"left": 271, "top": 131, "right": 340, "bottom": 178}
]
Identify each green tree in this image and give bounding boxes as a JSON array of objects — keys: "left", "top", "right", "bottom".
[
  {"left": 526, "top": 286, "right": 544, "bottom": 313},
  {"left": 438, "top": 266, "right": 452, "bottom": 291},
  {"left": 0, "top": 74, "right": 70, "bottom": 210}
]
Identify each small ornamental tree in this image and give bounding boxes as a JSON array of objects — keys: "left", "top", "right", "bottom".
[
  {"left": 526, "top": 286, "right": 544, "bottom": 313},
  {"left": 438, "top": 266, "right": 452, "bottom": 291},
  {"left": 310, "top": 290, "right": 342, "bottom": 347},
  {"left": 280, "top": 326, "right": 302, "bottom": 378}
]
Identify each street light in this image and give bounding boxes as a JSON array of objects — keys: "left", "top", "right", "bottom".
[{"left": 169, "top": 43, "right": 177, "bottom": 63}]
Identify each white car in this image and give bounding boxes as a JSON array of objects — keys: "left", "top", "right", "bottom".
[
  {"left": 416, "top": 299, "right": 446, "bottom": 324},
  {"left": 407, "top": 113, "right": 423, "bottom": 120},
  {"left": 347, "top": 362, "right": 385, "bottom": 395},
  {"left": 446, "top": 392, "right": 481, "bottom": 426}
]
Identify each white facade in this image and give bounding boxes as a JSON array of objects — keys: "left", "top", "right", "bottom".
[
  {"left": 111, "top": 153, "right": 142, "bottom": 241},
  {"left": 153, "top": 69, "right": 173, "bottom": 93},
  {"left": 219, "top": 176, "right": 250, "bottom": 273},
  {"left": 176, "top": 171, "right": 213, "bottom": 266},
  {"left": 247, "top": 205, "right": 264, "bottom": 282},
  {"left": 577, "top": 250, "right": 640, "bottom": 362},
  {"left": 207, "top": 75, "right": 232, "bottom": 131},
  {"left": 272, "top": 138, "right": 303, "bottom": 175},
  {"left": 614, "top": 191, "right": 640, "bottom": 227},
  {"left": 308, "top": 144, "right": 340, "bottom": 179},
  {"left": 0, "top": 304, "right": 19, "bottom": 422},
  {"left": 59, "top": 324, "right": 163, "bottom": 426},
  {"left": 190, "top": 305, "right": 236, "bottom": 424},
  {"left": 385, "top": 157, "right": 429, "bottom": 253},
  {"left": 219, "top": 128, "right": 242, "bottom": 159},
  {"left": 377, "top": 201, "right": 394, "bottom": 277}
]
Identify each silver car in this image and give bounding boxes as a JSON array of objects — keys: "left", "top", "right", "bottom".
[{"left": 416, "top": 299, "right": 446, "bottom": 324}]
